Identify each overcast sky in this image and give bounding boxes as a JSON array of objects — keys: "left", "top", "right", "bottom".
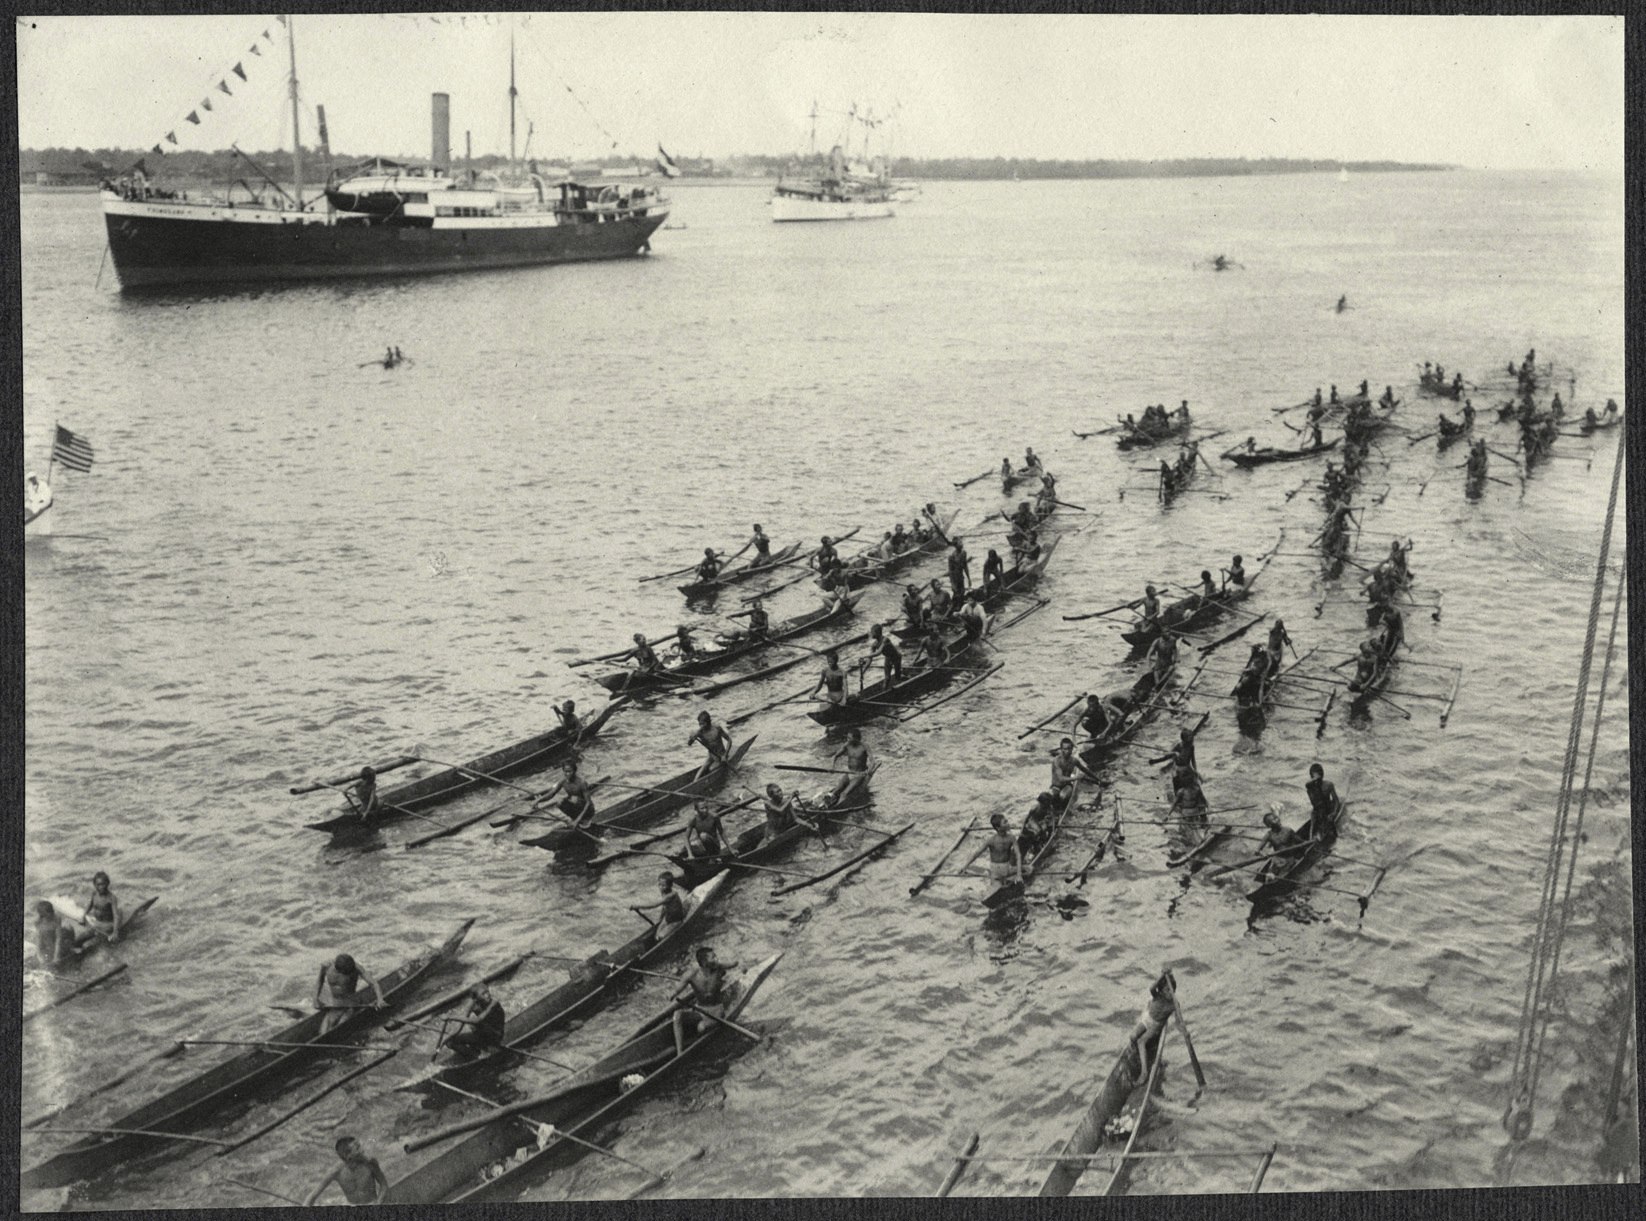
[{"left": 15, "top": 13, "right": 1624, "bottom": 170}]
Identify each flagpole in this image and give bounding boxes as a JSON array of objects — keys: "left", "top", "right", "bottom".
[{"left": 47, "top": 421, "right": 56, "bottom": 485}]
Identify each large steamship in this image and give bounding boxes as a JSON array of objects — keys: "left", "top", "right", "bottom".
[{"left": 101, "top": 21, "right": 668, "bottom": 290}]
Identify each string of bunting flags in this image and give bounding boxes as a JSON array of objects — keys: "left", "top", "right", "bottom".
[{"left": 146, "top": 16, "right": 286, "bottom": 158}]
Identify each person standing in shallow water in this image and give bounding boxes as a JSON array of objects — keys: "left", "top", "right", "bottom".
[{"left": 307, "top": 1135, "right": 388, "bottom": 1205}]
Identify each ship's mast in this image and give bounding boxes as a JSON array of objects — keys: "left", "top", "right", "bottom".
[
  {"left": 286, "top": 15, "right": 303, "bottom": 207},
  {"left": 808, "top": 101, "right": 818, "bottom": 157},
  {"left": 508, "top": 28, "right": 518, "bottom": 165}
]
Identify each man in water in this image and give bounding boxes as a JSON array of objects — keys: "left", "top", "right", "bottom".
[
  {"left": 687, "top": 710, "right": 732, "bottom": 777},
  {"left": 34, "top": 901, "right": 96, "bottom": 965},
  {"left": 314, "top": 953, "right": 387, "bottom": 1033},
  {"left": 442, "top": 983, "right": 506, "bottom": 1061},
  {"left": 306, "top": 1136, "right": 388, "bottom": 1205}
]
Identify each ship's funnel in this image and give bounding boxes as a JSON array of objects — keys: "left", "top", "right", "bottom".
[{"left": 432, "top": 93, "right": 451, "bottom": 169}]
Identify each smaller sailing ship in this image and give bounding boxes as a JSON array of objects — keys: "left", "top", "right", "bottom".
[{"left": 771, "top": 103, "right": 900, "bottom": 223}]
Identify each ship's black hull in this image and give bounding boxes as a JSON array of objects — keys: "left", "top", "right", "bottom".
[{"left": 103, "top": 205, "right": 667, "bottom": 290}]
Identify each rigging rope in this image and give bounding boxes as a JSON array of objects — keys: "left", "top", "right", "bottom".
[{"left": 1501, "top": 432, "right": 1626, "bottom": 1153}]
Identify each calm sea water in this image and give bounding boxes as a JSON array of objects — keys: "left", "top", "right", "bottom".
[{"left": 19, "top": 171, "right": 1631, "bottom": 1208}]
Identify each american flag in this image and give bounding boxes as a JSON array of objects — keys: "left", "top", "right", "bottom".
[{"left": 51, "top": 425, "right": 95, "bottom": 473}]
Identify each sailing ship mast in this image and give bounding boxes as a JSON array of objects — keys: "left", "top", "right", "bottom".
[
  {"left": 508, "top": 28, "right": 518, "bottom": 165},
  {"left": 286, "top": 15, "right": 303, "bottom": 207}
]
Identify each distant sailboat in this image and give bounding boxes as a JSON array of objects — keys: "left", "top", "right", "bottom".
[{"left": 1338, "top": 166, "right": 1350, "bottom": 183}]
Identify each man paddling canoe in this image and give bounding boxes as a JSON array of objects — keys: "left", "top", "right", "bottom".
[
  {"left": 693, "top": 548, "right": 722, "bottom": 585},
  {"left": 831, "top": 729, "right": 873, "bottom": 805},
  {"left": 307, "top": 1136, "right": 388, "bottom": 1205},
  {"left": 535, "top": 756, "right": 597, "bottom": 829},
  {"left": 683, "top": 802, "right": 727, "bottom": 859},
  {"left": 632, "top": 871, "right": 692, "bottom": 943},
  {"left": 671, "top": 946, "right": 738, "bottom": 1055},
  {"left": 349, "top": 766, "right": 381, "bottom": 823},
  {"left": 441, "top": 983, "right": 506, "bottom": 1061},
  {"left": 1076, "top": 691, "right": 1126, "bottom": 741},
  {"left": 1149, "top": 725, "right": 1199, "bottom": 778},
  {"left": 863, "top": 624, "right": 903, "bottom": 683},
  {"left": 622, "top": 632, "right": 664, "bottom": 679},
  {"left": 1050, "top": 737, "right": 1100, "bottom": 802},
  {"left": 748, "top": 524, "right": 772, "bottom": 563},
  {"left": 813, "top": 650, "right": 849, "bottom": 709},
  {"left": 1255, "top": 808, "right": 1305, "bottom": 879},
  {"left": 687, "top": 710, "right": 733, "bottom": 777},
  {"left": 982, "top": 548, "right": 1006, "bottom": 597},
  {"left": 315, "top": 953, "right": 387, "bottom": 1032}
]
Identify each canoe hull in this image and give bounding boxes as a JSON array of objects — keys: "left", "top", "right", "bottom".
[{"left": 21, "top": 921, "right": 474, "bottom": 1191}]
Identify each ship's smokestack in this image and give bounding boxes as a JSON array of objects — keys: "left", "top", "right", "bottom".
[{"left": 432, "top": 93, "right": 451, "bottom": 169}]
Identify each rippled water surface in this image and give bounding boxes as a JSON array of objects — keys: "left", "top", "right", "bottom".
[{"left": 19, "top": 171, "right": 1631, "bottom": 1207}]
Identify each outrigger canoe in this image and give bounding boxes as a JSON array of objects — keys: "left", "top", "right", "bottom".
[
  {"left": 302, "top": 703, "right": 621, "bottom": 836},
  {"left": 1037, "top": 971, "right": 1172, "bottom": 1196},
  {"left": 518, "top": 737, "right": 757, "bottom": 852},
  {"left": 593, "top": 593, "right": 860, "bottom": 696},
  {"left": 808, "top": 627, "right": 978, "bottom": 726},
  {"left": 21, "top": 920, "right": 475, "bottom": 1191},
  {"left": 382, "top": 953, "right": 783, "bottom": 1204},
  {"left": 981, "top": 781, "right": 1086, "bottom": 909},
  {"left": 1247, "top": 796, "right": 1345, "bottom": 906},
  {"left": 896, "top": 534, "right": 1062, "bottom": 640},
  {"left": 676, "top": 542, "right": 802, "bottom": 598},
  {"left": 412, "top": 876, "right": 726, "bottom": 1093},
  {"left": 1116, "top": 414, "right": 1191, "bottom": 450},
  {"left": 669, "top": 767, "right": 878, "bottom": 890},
  {"left": 1120, "top": 541, "right": 1278, "bottom": 652},
  {"left": 1223, "top": 438, "right": 1340, "bottom": 468},
  {"left": 818, "top": 510, "right": 960, "bottom": 593}
]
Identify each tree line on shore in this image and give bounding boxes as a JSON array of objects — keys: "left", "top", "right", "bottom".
[{"left": 22, "top": 146, "right": 1453, "bottom": 186}]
